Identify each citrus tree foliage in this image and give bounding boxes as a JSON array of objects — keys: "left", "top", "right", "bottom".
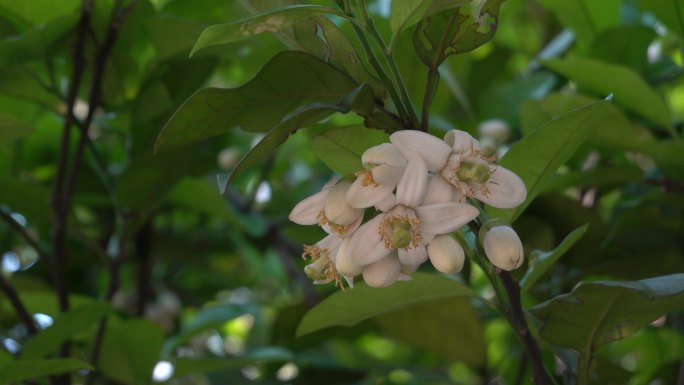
[{"left": 1, "top": 1, "right": 684, "bottom": 385}]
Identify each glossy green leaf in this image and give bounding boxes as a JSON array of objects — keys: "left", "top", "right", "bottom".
[
  {"left": 543, "top": 57, "right": 672, "bottom": 131},
  {"left": 413, "top": 0, "right": 504, "bottom": 68},
  {"left": 537, "top": 0, "right": 620, "bottom": 43},
  {"left": 20, "top": 302, "right": 111, "bottom": 360},
  {"left": 0, "top": 112, "right": 33, "bottom": 143},
  {"left": 297, "top": 273, "right": 474, "bottom": 336},
  {"left": 0, "top": 15, "right": 77, "bottom": 66},
  {"left": 488, "top": 101, "right": 613, "bottom": 222},
  {"left": 0, "top": 0, "right": 79, "bottom": 26},
  {"left": 376, "top": 297, "right": 485, "bottom": 366},
  {"left": 173, "top": 347, "right": 293, "bottom": 378},
  {"left": 156, "top": 51, "right": 360, "bottom": 151},
  {"left": 541, "top": 164, "right": 644, "bottom": 193},
  {"left": 99, "top": 319, "right": 164, "bottom": 385},
  {"left": 190, "top": 5, "right": 343, "bottom": 56},
  {"left": 520, "top": 225, "right": 588, "bottom": 294},
  {"left": 520, "top": 93, "right": 655, "bottom": 151},
  {"left": 588, "top": 26, "right": 657, "bottom": 71},
  {"left": 0, "top": 358, "right": 93, "bottom": 384},
  {"left": 228, "top": 83, "right": 375, "bottom": 181},
  {"left": 532, "top": 274, "right": 684, "bottom": 384},
  {"left": 311, "top": 125, "right": 389, "bottom": 176},
  {"left": 390, "top": 0, "right": 471, "bottom": 42}
]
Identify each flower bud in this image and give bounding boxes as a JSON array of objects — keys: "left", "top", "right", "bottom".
[
  {"left": 478, "top": 119, "right": 511, "bottom": 143},
  {"left": 362, "top": 254, "right": 401, "bottom": 288},
  {"left": 324, "top": 180, "right": 363, "bottom": 226},
  {"left": 427, "top": 235, "right": 465, "bottom": 273},
  {"left": 482, "top": 226, "right": 524, "bottom": 271},
  {"left": 335, "top": 238, "right": 363, "bottom": 277}
]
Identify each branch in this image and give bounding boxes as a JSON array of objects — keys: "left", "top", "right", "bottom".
[
  {"left": 0, "top": 274, "right": 38, "bottom": 336},
  {"left": 0, "top": 210, "right": 49, "bottom": 260},
  {"left": 498, "top": 270, "right": 553, "bottom": 385}
]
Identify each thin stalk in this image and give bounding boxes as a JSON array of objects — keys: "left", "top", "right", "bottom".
[
  {"left": 421, "top": 66, "right": 440, "bottom": 131},
  {"left": 357, "top": 0, "right": 420, "bottom": 129},
  {"left": 0, "top": 274, "right": 38, "bottom": 336}
]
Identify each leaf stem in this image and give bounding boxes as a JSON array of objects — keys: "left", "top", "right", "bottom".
[
  {"left": 0, "top": 273, "right": 38, "bottom": 336},
  {"left": 421, "top": 66, "right": 440, "bottom": 131},
  {"left": 357, "top": 0, "right": 420, "bottom": 129}
]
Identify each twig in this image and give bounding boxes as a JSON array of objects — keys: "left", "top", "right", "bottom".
[
  {"left": 0, "top": 274, "right": 38, "bottom": 336},
  {"left": 677, "top": 356, "right": 684, "bottom": 385},
  {"left": 0, "top": 210, "right": 49, "bottom": 260},
  {"left": 420, "top": 66, "right": 440, "bottom": 132},
  {"left": 498, "top": 270, "right": 552, "bottom": 385}
]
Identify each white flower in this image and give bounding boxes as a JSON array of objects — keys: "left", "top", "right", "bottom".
[
  {"left": 289, "top": 179, "right": 364, "bottom": 236},
  {"left": 478, "top": 119, "right": 511, "bottom": 143},
  {"left": 334, "top": 237, "right": 363, "bottom": 281},
  {"left": 361, "top": 252, "right": 402, "bottom": 288},
  {"left": 349, "top": 155, "right": 479, "bottom": 268},
  {"left": 482, "top": 226, "right": 524, "bottom": 271},
  {"left": 346, "top": 143, "right": 407, "bottom": 208},
  {"left": 427, "top": 234, "right": 465, "bottom": 273},
  {"left": 390, "top": 129, "right": 527, "bottom": 209},
  {"left": 301, "top": 234, "right": 344, "bottom": 285}
]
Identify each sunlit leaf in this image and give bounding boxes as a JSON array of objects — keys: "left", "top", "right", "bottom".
[
  {"left": 297, "top": 273, "right": 474, "bottom": 336},
  {"left": 311, "top": 125, "right": 389, "bottom": 176},
  {"left": 190, "top": 5, "right": 344, "bottom": 56},
  {"left": 543, "top": 57, "right": 672, "bottom": 132},
  {"left": 156, "top": 51, "right": 361, "bottom": 151}
]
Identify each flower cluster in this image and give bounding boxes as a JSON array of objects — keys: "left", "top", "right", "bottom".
[{"left": 289, "top": 129, "right": 528, "bottom": 288}]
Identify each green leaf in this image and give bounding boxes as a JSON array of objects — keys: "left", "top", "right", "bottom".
[
  {"left": 311, "top": 125, "right": 389, "bottom": 176},
  {"left": 0, "top": 112, "right": 33, "bottom": 143},
  {"left": 376, "top": 297, "right": 485, "bottom": 366},
  {"left": 588, "top": 26, "right": 657, "bottom": 72},
  {"left": 146, "top": 16, "right": 205, "bottom": 61},
  {"left": 190, "top": 5, "right": 343, "bottom": 56},
  {"left": 156, "top": 51, "right": 361, "bottom": 151},
  {"left": 297, "top": 273, "right": 474, "bottom": 337},
  {"left": 637, "top": 0, "right": 684, "bottom": 41},
  {"left": 532, "top": 274, "right": 684, "bottom": 384},
  {"left": 487, "top": 101, "right": 613, "bottom": 222},
  {"left": 99, "top": 319, "right": 164, "bottom": 385},
  {"left": 537, "top": 0, "right": 620, "bottom": 43},
  {"left": 20, "top": 302, "right": 111, "bottom": 360},
  {"left": 520, "top": 225, "right": 588, "bottom": 294},
  {"left": 541, "top": 164, "right": 644, "bottom": 193},
  {"left": 0, "top": 358, "right": 93, "bottom": 384},
  {"left": 413, "top": 0, "right": 504, "bottom": 68},
  {"left": 390, "top": 0, "right": 471, "bottom": 42},
  {"left": 0, "top": 0, "right": 79, "bottom": 26},
  {"left": 543, "top": 57, "right": 672, "bottom": 132},
  {"left": 0, "top": 15, "right": 77, "bottom": 66},
  {"left": 173, "top": 347, "right": 293, "bottom": 378},
  {"left": 0, "top": 177, "right": 52, "bottom": 229},
  {"left": 228, "top": 83, "right": 375, "bottom": 181},
  {"left": 162, "top": 303, "right": 258, "bottom": 356}
]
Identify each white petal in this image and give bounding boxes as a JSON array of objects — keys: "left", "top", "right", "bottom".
[
  {"left": 324, "top": 180, "right": 363, "bottom": 225},
  {"left": 482, "top": 226, "right": 524, "bottom": 271},
  {"left": 398, "top": 245, "right": 428, "bottom": 266},
  {"left": 472, "top": 166, "right": 527, "bottom": 209},
  {"left": 390, "top": 130, "right": 451, "bottom": 172},
  {"left": 397, "top": 274, "right": 413, "bottom": 281},
  {"left": 289, "top": 189, "right": 327, "bottom": 225},
  {"left": 416, "top": 203, "right": 479, "bottom": 234},
  {"left": 346, "top": 177, "right": 394, "bottom": 209},
  {"left": 423, "top": 175, "right": 455, "bottom": 205},
  {"left": 372, "top": 164, "right": 404, "bottom": 186},
  {"left": 335, "top": 237, "right": 363, "bottom": 277},
  {"left": 362, "top": 143, "right": 406, "bottom": 167},
  {"left": 322, "top": 215, "right": 363, "bottom": 236},
  {"left": 362, "top": 253, "right": 401, "bottom": 288},
  {"left": 427, "top": 235, "right": 465, "bottom": 273},
  {"left": 478, "top": 119, "right": 511, "bottom": 142},
  {"left": 444, "top": 130, "right": 480, "bottom": 154},
  {"left": 396, "top": 155, "right": 428, "bottom": 208},
  {"left": 401, "top": 264, "right": 419, "bottom": 274},
  {"left": 375, "top": 193, "right": 397, "bottom": 212},
  {"left": 349, "top": 215, "right": 391, "bottom": 265}
]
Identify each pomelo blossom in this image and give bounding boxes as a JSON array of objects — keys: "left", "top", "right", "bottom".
[
  {"left": 289, "top": 178, "right": 364, "bottom": 237},
  {"left": 300, "top": 234, "right": 353, "bottom": 288},
  {"left": 481, "top": 225, "right": 524, "bottom": 271},
  {"left": 346, "top": 143, "right": 407, "bottom": 208},
  {"left": 348, "top": 155, "right": 479, "bottom": 282},
  {"left": 390, "top": 129, "right": 527, "bottom": 209}
]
